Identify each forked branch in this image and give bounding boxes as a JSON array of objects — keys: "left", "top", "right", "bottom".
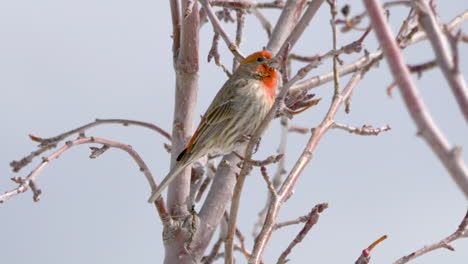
[
  {"left": 1, "top": 137, "right": 170, "bottom": 223},
  {"left": 10, "top": 118, "right": 171, "bottom": 173}
]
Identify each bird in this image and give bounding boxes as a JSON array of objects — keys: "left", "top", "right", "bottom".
[{"left": 148, "top": 50, "right": 279, "bottom": 203}]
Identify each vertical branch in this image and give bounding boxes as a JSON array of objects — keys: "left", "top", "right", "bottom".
[
  {"left": 192, "top": 152, "right": 242, "bottom": 260},
  {"left": 276, "top": 0, "right": 326, "bottom": 57},
  {"left": 233, "top": 10, "right": 245, "bottom": 70},
  {"left": 328, "top": 0, "right": 341, "bottom": 96},
  {"left": 266, "top": 0, "right": 307, "bottom": 54},
  {"left": 170, "top": 0, "right": 182, "bottom": 62},
  {"left": 362, "top": 0, "right": 468, "bottom": 197},
  {"left": 415, "top": 0, "right": 468, "bottom": 122},
  {"left": 168, "top": 0, "right": 200, "bottom": 216}
]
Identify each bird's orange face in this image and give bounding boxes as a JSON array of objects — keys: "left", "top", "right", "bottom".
[{"left": 241, "top": 51, "right": 278, "bottom": 100}]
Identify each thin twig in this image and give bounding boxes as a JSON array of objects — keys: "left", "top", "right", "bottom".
[
  {"left": 201, "top": 236, "right": 224, "bottom": 264},
  {"left": 234, "top": 152, "right": 284, "bottom": 167},
  {"left": 355, "top": 235, "right": 388, "bottom": 264},
  {"left": 208, "top": 32, "right": 232, "bottom": 77},
  {"left": 290, "top": 10, "right": 468, "bottom": 93},
  {"left": 252, "top": 9, "right": 273, "bottom": 37},
  {"left": 289, "top": 25, "right": 370, "bottom": 68},
  {"left": 211, "top": 1, "right": 285, "bottom": 10},
  {"left": 408, "top": 60, "right": 437, "bottom": 78},
  {"left": 328, "top": 0, "right": 341, "bottom": 96},
  {"left": 233, "top": 10, "right": 245, "bottom": 70},
  {"left": 275, "top": 213, "right": 312, "bottom": 230},
  {"left": 253, "top": 118, "right": 289, "bottom": 237},
  {"left": 394, "top": 209, "right": 468, "bottom": 264},
  {"left": 396, "top": 8, "right": 416, "bottom": 43},
  {"left": 1, "top": 137, "right": 170, "bottom": 223},
  {"left": 288, "top": 125, "right": 310, "bottom": 134},
  {"left": 10, "top": 118, "right": 171, "bottom": 173},
  {"left": 195, "top": 162, "right": 216, "bottom": 202},
  {"left": 332, "top": 123, "right": 391, "bottom": 136},
  {"left": 235, "top": 225, "right": 251, "bottom": 260},
  {"left": 416, "top": 0, "right": 468, "bottom": 122},
  {"left": 276, "top": 203, "right": 328, "bottom": 264},
  {"left": 338, "top": 1, "right": 413, "bottom": 32},
  {"left": 388, "top": 59, "right": 438, "bottom": 97},
  {"left": 260, "top": 166, "right": 278, "bottom": 196},
  {"left": 199, "top": 0, "right": 245, "bottom": 61}
]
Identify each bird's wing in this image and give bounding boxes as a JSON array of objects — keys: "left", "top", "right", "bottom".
[
  {"left": 150, "top": 99, "right": 239, "bottom": 202},
  {"left": 177, "top": 98, "right": 238, "bottom": 161}
]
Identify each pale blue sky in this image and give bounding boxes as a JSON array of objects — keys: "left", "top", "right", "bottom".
[{"left": 1, "top": 1, "right": 467, "bottom": 263}]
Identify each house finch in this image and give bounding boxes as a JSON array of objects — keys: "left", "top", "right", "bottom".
[{"left": 148, "top": 51, "right": 279, "bottom": 203}]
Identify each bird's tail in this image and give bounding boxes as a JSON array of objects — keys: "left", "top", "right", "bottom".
[{"left": 147, "top": 163, "right": 188, "bottom": 203}]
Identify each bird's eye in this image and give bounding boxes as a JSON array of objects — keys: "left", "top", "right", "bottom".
[{"left": 256, "top": 57, "right": 265, "bottom": 62}]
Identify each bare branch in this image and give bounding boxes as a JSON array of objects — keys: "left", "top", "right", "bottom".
[
  {"left": 211, "top": 1, "right": 286, "bottom": 10},
  {"left": 388, "top": 59, "right": 438, "bottom": 97},
  {"left": 233, "top": 10, "right": 245, "bottom": 70},
  {"left": 276, "top": 203, "right": 328, "bottom": 264},
  {"left": 195, "top": 162, "right": 216, "bottom": 202},
  {"left": 168, "top": 0, "right": 200, "bottom": 217},
  {"left": 338, "top": 1, "right": 414, "bottom": 33},
  {"left": 208, "top": 32, "right": 232, "bottom": 77},
  {"left": 251, "top": 70, "right": 365, "bottom": 263},
  {"left": 266, "top": 0, "right": 307, "bottom": 54},
  {"left": 363, "top": 0, "right": 468, "bottom": 198},
  {"left": 201, "top": 236, "right": 223, "bottom": 264},
  {"left": 328, "top": 0, "right": 341, "bottom": 97},
  {"left": 1, "top": 137, "right": 170, "bottom": 223},
  {"left": 355, "top": 235, "right": 388, "bottom": 264},
  {"left": 275, "top": 213, "right": 310, "bottom": 230},
  {"left": 394, "top": 209, "right": 468, "bottom": 264},
  {"left": 229, "top": 214, "right": 252, "bottom": 261},
  {"left": 10, "top": 118, "right": 171, "bottom": 173},
  {"left": 333, "top": 123, "right": 391, "bottom": 136},
  {"left": 252, "top": 9, "right": 273, "bottom": 37},
  {"left": 260, "top": 166, "right": 278, "bottom": 196},
  {"left": 225, "top": 47, "right": 327, "bottom": 264},
  {"left": 193, "top": 152, "right": 242, "bottom": 261},
  {"left": 234, "top": 152, "right": 284, "bottom": 167},
  {"left": 415, "top": 0, "right": 468, "bottom": 122},
  {"left": 170, "top": 0, "right": 182, "bottom": 60},
  {"left": 276, "top": 0, "right": 326, "bottom": 56},
  {"left": 199, "top": 0, "right": 245, "bottom": 61},
  {"left": 291, "top": 10, "right": 468, "bottom": 93},
  {"left": 407, "top": 60, "right": 437, "bottom": 78}
]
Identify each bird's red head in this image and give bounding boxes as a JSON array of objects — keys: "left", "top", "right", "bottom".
[
  {"left": 240, "top": 50, "right": 273, "bottom": 64},
  {"left": 241, "top": 51, "right": 278, "bottom": 100}
]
